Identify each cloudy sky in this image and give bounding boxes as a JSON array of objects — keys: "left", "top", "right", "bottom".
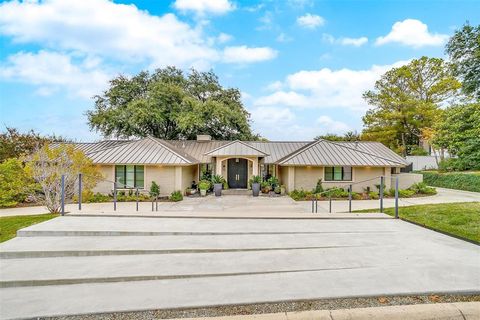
[{"left": 0, "top": 0, "right": 478, "bottom": 141}]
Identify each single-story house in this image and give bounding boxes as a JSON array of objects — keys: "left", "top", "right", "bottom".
[{"left": 63, "top": 135, "right": 411, "bottom": 195}]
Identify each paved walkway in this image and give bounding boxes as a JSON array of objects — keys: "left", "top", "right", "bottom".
[
  {"left": 1, "top": 187, "right": 479, "bottom": 218},
  {"left": 0, "top": 216, "right": 479, "bottom": 319}
]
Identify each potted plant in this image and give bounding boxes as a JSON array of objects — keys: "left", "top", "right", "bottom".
[
  {"left": 199, "top": 180, "right": 210, "bottom": 197},
  {"left": 280, "top": 185, "right": 286, "bottom": 195},
  {"left": 249, "top": 175, "right": 262, "bottom": 197},
  {"left": 274, "top": 186, "right": 281, "bottom": 194},
  {"left": 261, "top": 181, "right": 271, "bottom": 194},
  {"left": 211, "top": 174, "right": 225, "bottom": 197}
]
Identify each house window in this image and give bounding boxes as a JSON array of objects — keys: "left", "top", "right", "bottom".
[
  {"left": 115, "top": 165, "right": 144, "bottom": 188},
  {"left": 324, "top": 166, "right": 352, "bottom": 181}
]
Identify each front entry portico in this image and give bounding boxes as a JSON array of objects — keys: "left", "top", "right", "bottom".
[{"left": 227, "top": 158, "right": 248, "bottom": 188}]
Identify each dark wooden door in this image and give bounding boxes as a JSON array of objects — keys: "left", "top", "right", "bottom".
[{"left": 228, "top": 158, "right": 248, "bottom": 188}]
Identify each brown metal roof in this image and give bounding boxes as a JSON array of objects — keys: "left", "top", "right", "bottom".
[
  {"left": 204, "top": 140, "right": 268, "bottom": 157},
  {"left": 277, "top": 139, "right": 407, "bottom": 167},
  {"left": 86, "top": 136, "right": 197, "bottom": 165}
]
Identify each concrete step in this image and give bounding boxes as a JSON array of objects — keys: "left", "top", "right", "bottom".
[
  {"left": 1, "top": 244, "right": 474, "bottom": 288},
  {"left": 2, "top": 265, "right": 479, "bottom": 320},
  {"left": 15, "top": 216, "right": 402, "bottom": 238},
  {"left": 0, "top": 233, "right": 401, "bottom": 258}
]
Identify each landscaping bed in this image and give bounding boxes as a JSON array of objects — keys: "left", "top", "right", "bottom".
[
  {"left": 355, "top": 202, "right": 480, "bottom": 243},
  {"left": 420, "top": 171, "right": 480, "bottom": 193},
  {"left": 289, "top": 182, "right": 436, "bottom": 201},
  {"left": 0, "top": 213, "right": 58, "bottom": 243}
]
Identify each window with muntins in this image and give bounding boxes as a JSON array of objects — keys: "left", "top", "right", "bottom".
[
  {"left": 115, "top": 165, "right": 145, "bottom": 188},
  {"left": 324, "top": 166, "right": 352, "bottom": 181}
]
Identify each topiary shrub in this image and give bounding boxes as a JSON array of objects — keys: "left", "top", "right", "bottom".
[
  {"left": 170, "top": 190, "right": 183, "bottom": 202},
  {"left": 149, "top": 181, "right": 160, "bottom": 198},
  {"left": 313, "top": 179, "right": 324, "bottom": 194}
]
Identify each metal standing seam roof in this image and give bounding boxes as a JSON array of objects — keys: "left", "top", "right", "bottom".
[
  {"left": 50, "top": 140, "right": 130, "bottom": 154},
  {"left": 167, "top": 140, "right": 309, "bottom": 163},
  {"left": 204, "top": 140, "right": 268, "bottom": 157},
  {"left": 277, "top": 139, "right": 407, "bottom": 167},
  {"left": 86, "top": 136, "right": 197, "bottom": 165}
]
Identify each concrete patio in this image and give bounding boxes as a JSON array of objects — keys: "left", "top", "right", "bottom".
[
  {"left": 1, "top": 187, "right": 479, "bottom": 218},
  {"left": 0, "top": 215, "right": 479, "bottom": 319}
]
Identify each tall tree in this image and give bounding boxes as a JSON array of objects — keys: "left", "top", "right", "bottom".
[
  {"left": 87, "top": 67, "right": 258, "bottom": 140},
  {"left": 0, "top": 127, "right": 66, "bottom": 162},
  {"left": 434, "top": 103, "right": 480, "bottom": 170},
  {"left": 314, "top": 131, "right": 360, "bottom": 142},
  {"left": 362, "top": 57, "right": 461, "bottom": 156},
  {"left": 446, "top": 22, "right": 480, "bottom": 100}
]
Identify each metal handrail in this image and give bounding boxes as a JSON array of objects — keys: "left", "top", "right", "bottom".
[
  {"left": 73, "top": 173, "right": 159, "bottom": 213},
  {"left": 310, "top": 174, "right": 400, "bottom": 216}
]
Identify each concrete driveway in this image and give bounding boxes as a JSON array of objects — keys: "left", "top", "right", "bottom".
[{"left": 0, "top": 215, "right": 479, "bottom": 319}]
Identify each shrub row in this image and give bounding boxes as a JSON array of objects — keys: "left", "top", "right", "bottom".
[
  {"left": 289, "top": 182, "right": 436, "bottom": 201},
  {"left": 422, "top": 171, "right": 480, "bottom": 193}
]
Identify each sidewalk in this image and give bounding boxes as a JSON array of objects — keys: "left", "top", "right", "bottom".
[{"left": 170, "top": 302, "right": 480, "bottom": 320}]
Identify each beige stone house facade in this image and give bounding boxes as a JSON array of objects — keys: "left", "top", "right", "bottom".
[{"left": 68, "top": 135, "right": 409, "bottom": 196}]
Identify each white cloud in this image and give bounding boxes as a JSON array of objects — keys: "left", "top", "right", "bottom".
[
  {"left": 254, "top": 91, "right": 311, "bottom": 108},
  {"left": 339, "top": 37, "right": 368, "bottom": 47},
  {"left": 322, "top": 34, "right": 368, "bottom": 47},
  {"left": 173, "top": 0, "right": 235, "bottom": 15},
  {"left": 0, "top": 51, "right": 110, "bottom": 98},
  {"left": 222, "top": 46, "right": 278, "bottom": 64},
  {"left": 375, "top": 19, "right": 448, "bottom": 48},
  {"left": 254, "top": 60, "right": 409, "bottom": 111},
  {"left": 297, "top": 14, "right": 325, "bottom": 29},
  {"left": 251, "top": 107, "right": 295, "bottom": 125},
  {"left": 217, "top": 32, "right": 233, "bottom": 43},
  {"left": 316, "top": 115, "right": 350, "bottom": 133},
  {"left": 0, "top": 0, "right": 219, "bottom": 68}
]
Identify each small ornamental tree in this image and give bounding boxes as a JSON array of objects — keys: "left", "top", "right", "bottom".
[{"left": 25, "top": 144, "right": 102, "bottom": 213}]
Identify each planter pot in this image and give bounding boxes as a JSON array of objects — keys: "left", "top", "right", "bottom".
[
  {"left": 280, "top": 187, "right": 286, "bottom": 195},
  {"left": 252, "top": 183, "right": 260, "bottom": 197},
  {"left": 214, "top": 183, "right": 223, "bottom": 197},
  {"left": 200, "top": 189, "right": 207, "bottom": 197}
]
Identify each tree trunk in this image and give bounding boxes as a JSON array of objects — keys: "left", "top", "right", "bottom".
[{"left": 401, "top": 132, "right": 407, "bottom": 157}]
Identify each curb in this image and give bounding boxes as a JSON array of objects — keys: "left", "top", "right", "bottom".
[{"left": 168, "top": 302, "right": 480, "bottom": 320}]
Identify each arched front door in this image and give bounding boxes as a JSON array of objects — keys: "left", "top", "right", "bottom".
[{"left": 227, "top": 158, "right": 248, "bottom": 189}]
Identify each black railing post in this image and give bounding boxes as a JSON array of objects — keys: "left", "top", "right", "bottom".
[
  {"left": 136, "top": 187, "right": 139, "bottom": 212},
  {"left": 315, "top": 198, "right": 318, "bottom": 213},
  {"left": 311, "top": 198, "right": 314, "bottom": 213},
  {"left": 379, "top": 176, "right": 384, "bottom": 213},
  {"left": 61, "top": 174, "right": 65, "bottom": 216},
  {"left": 348, "top": 185, "right": 352, "bottom": 213},
  {"left": 152, "top": 198, "right": 154, "bottom": 211},
  {"left": 329, "top": 195, "right": 332, "bottom": 213},
  {"left": 78, "top": 173, "right": 82, "bottom": 211},
  {"left": 395, "top": 176, "right": 399, "bottom": 219},
  {"left": 113, "top": 181, "right": 117, "bottom": 211}
]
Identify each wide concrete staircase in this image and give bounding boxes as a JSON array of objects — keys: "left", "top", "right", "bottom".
[{"left": 1, "top": 215, "right": 478, "bottom": 319}]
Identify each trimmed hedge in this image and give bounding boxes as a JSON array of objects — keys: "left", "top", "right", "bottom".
[{"left": 422, "top": 171, "right": 480, "bottom": 193}]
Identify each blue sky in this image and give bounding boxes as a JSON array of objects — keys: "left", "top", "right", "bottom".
[{"left": 0, "top": 0, "right": 478, "bottom": 141}]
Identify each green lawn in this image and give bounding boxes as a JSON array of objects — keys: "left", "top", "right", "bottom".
[
  {"left": 355, "top": 202, "right": 480, "bottom": 243},
  {"left": 0, "top": 214, "right": 58, "bottom": 243}
]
